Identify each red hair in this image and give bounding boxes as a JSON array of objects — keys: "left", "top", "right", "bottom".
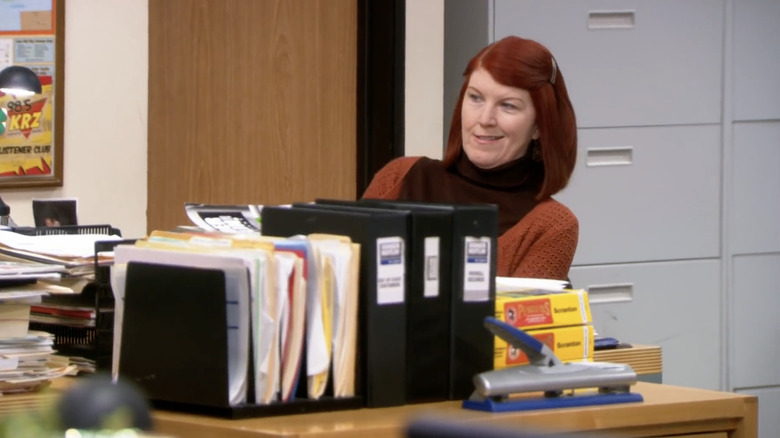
[{"left": 444, "top": 36, "right": 577, "bottom": 199}]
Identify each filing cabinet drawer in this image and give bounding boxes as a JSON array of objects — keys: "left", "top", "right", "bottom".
[
  {"left": 734, "top": 0, "right": 780, "bottom": 121},
  {"left": 569, "top": 259, "right": 721, "bottom": 391},
  {"left": 555, "top": 125, "right": 720, "bottom": 265},
  {"left": 732, "top": 253, "right": 780, "bottom": 389},
  {"left": 730, "top": 121, "right": 780, "bottom": 255},
  {"left": 492, "top": 0, "right": 724, "bottom": 128}
]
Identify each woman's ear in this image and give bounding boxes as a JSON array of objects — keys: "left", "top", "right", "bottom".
[{"left": 532, "top": 125, "right": 540, "bottom": 140}]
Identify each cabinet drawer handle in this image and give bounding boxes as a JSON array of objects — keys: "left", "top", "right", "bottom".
[
  {"left": 586, "top": 283, "right": 634, "bottom": 304},
  {"left": 586, "top": 146, "right": 633, "bottom": 167},
  {"left": 588, "top": 11, "right": 636, "bottom": 30}
]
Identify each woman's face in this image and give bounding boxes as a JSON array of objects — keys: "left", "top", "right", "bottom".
[{"left": 460, "top": 68, "right": 539, "bottom": 169}]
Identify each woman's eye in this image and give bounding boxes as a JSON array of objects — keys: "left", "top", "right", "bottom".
[
  {"left": 468, "top": 93, "right": 482, "bottom": 102},
  {"left": 501, "top": 102, "right": 518, "bottom": 110}
]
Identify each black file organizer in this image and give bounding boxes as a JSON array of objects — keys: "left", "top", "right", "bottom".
[
  {"left": 22, "top": 225, "right": 126, "bottom": 371},
  {"left": 119, "top": 261, "right": 363, "bottom": 419}
]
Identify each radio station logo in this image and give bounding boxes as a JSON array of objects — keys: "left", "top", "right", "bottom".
[{"left": 2, "top": 98, "right": 47, "bottom": 138}]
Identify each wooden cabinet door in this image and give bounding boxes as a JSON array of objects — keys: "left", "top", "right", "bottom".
[{"left": 148, "top": 0, "right": 357, "bottom": 233}]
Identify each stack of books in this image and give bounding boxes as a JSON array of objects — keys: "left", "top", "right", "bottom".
[{"left": 493, "top": 277, "right": 594, "bottom": 369}]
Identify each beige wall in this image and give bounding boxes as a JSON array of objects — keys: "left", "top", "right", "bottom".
[
  {"left": 405, "top": 0, "right": 444, "bottom": 160},
  {"left": 5, "top": 0, "right": 148, "bottom": 238},
  {"left": 3, "top": 0, "right": 442, "bottom": 238}
]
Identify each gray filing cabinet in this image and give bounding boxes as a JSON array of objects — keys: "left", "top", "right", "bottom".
[
  {"left": 444, "top": 1, "right": 778, "bottom": 434},
  {"left": 729, "top": 1, "right": 780, "bottom": 436}
]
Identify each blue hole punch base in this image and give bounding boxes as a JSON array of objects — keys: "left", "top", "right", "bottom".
[{"left": 463, "top": 391, "right": 644, "bottom": 412}]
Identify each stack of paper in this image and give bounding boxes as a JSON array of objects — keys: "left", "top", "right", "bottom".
[
  {"left": 0, "top": 231, "right": 121, "bottom": 270},
  {"left": 593, "top": 344, "right": 663, "bottom": 376},
  {"left": 0, "top": 331, "right": 76, "bottom": 394},
  {"left": 0, "top": 254, "right": 80, "bottom": 393},
  {"left": 110, "top": 229, "right": 360, "bottom": 407}
]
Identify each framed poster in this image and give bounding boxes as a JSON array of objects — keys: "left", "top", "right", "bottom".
[{"left": 0, "top": 0, "right": 64, "bottom": 188}]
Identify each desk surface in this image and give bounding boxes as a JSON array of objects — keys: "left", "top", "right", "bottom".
[{"left": 150, "top": 382, "right": 757, "bottom": 438}]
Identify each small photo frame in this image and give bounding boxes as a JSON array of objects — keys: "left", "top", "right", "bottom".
[{"left": 32, "top": 198, "right": 77, "bottom": 227}]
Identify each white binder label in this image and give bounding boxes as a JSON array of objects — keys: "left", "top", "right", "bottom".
[
  {"left": 376, "top": 236, "right": 405, "bottom": 304},
  {"left": 423, "top": 236, "right": 440, "bottom": 298},
  {"left": 463, "top": 236, "right": 490, "bottom": 302}
]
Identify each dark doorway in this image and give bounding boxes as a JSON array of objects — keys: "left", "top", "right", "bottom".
[{"left": 356, "top": 0, "right": 405, "bottom": 196}]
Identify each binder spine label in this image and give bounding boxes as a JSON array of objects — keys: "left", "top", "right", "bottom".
[
  {"left": 376, "top": 236, "right": 405, "bottom": 304},
  {"left": 463, "top": 237, "right": 491, "bottom": 302},
  {"left": 423, "top": 236, "right": 440, "bottom": 298}
]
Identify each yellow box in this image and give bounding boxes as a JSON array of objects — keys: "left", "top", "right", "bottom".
[
  {"left": 494, "top": 324, "right": 594, "bottom": 370},
  {"left": 495, "top": 289, "right": 591, "bottom": 330}
]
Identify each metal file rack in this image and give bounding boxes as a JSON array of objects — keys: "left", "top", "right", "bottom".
[{"left": 18, "top": 225, "right": 125, "bottom": 371}]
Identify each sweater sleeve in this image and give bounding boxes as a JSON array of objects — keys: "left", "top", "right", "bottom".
[
  {"left": 361, "top": 156, "right": 421, "bottom": 200},
  {"left": 499, "top": 200, "right": 579, "bottom": 281}
]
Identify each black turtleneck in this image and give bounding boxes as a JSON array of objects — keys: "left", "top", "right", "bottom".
[{"left": 397, "top": 152, "right": 544, "bottom": 235}]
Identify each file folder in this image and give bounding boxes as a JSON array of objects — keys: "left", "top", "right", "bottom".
[
  {"left": 261, "top": 205, "right": 408, "bottom": 408},
  {"left": 356, "top": 200, "right": 498, "bottom": 400},
  {"left": 314, "top": 199, "right": 452, "bottom": 403}
]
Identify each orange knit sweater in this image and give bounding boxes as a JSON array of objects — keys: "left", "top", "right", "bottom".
[{"left": 362, "top": 157, "right": 578, "bottom": 280}]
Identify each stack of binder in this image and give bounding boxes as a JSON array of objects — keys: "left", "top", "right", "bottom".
[
  {"left": 261, "top": 205, "right": 409, "bottom": 408},
  {"left": 263, "top": 200, "right": 498, "bottom": 405}
]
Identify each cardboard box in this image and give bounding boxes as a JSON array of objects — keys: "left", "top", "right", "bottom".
[
  {"left": 495, "top": 289, "right": 591, "bottom": 330},
  {"left": 494, "top": 324, "right": 594, "bottom": 370}
]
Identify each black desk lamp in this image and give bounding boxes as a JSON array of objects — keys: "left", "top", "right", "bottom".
[{"left": 0, "top": 65, "right": 42, "bottom": 97}]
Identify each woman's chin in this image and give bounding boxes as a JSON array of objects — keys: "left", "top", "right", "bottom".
[{"left": 466, "top": 154, "right": 501, "bottom": 170}]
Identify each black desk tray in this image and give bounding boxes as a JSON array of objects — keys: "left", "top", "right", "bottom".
[{"left": 152, "top": 396, "right": 363, "bottom": 420}]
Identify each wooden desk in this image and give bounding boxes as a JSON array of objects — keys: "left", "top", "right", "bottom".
[{"left": 151, "top": 383, "right": 757, "bottom": 438}]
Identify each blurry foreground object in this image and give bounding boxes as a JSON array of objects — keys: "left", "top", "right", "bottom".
[
  {"left": 0, "top": 373, "right": 159, "bottom": 437},
  {"left": 56, "top": 373, "right": 153, "bottom": 432}
]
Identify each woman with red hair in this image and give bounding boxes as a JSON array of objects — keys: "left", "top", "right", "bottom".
[{"left": 363, "top": 36, "right": 578, "bottom": 280}]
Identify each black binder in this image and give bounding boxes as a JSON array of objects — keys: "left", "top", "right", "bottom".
[
  {"left": 261, "top": 205, "right": 408, "bottom": 408},
  {"left": 312, "top": 199, "right": 453, "bottom": 403},
  {"left": 356, "top": 200, "right": 498, "bottom": 400}
]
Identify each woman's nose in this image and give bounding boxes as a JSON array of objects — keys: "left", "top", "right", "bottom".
[{"left": 478, "top": 106, "right": 497, "bottom": 126}]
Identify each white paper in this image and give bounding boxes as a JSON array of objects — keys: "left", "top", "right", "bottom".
[
  {"left": 495, "top": 277, "right": 568, "bottom": 294},
  {"left": 0, "top": 231, "right": 121, "bottom": 258},
  {"left": 423, "top": 236, "right": 440, "bottom": 298}
]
